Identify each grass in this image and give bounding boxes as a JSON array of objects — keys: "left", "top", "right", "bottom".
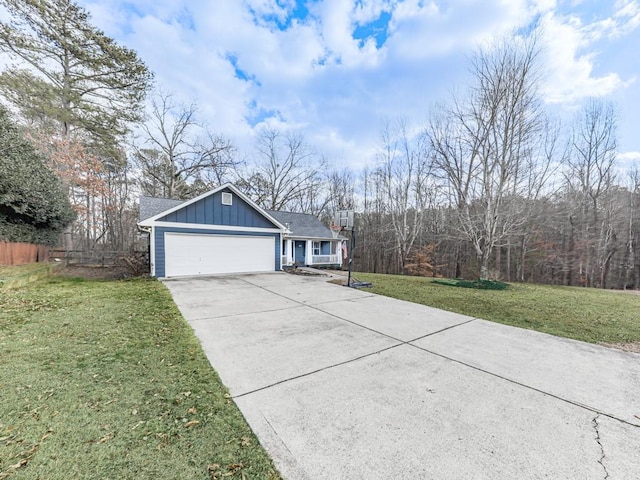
[
  {"left": 431, "top": 278, "right": 509, "bottom": 290},
  {"left": 0, "top": 263, "right": 58, "bottom": 289},
  {"left": 0, "top": 265, "right": 281, "bottom": 480},
  {"left": 355, "top": 272, "right": 640, "bottom": 345}
]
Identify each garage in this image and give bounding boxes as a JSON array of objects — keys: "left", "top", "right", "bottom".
[
  {"left": 164, "top": 233, "right": 275, "bottom": 277},
  {"left": 138, "top": 183, "right": 285, "bottom": 278}
]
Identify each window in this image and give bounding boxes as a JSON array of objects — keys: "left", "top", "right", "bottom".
[
  {"left": 221, "top": 192, "right": 233, "bottom": 205},
  {"left": 312, "top": 241, "right": 320, "bottom": 256}
]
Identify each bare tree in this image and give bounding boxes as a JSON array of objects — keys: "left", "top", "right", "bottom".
[
  {"left": 238, "top": 129, "right": 325, "bottom": 212},
  {"left": 563, "top": 99, "right": 618, "bottom": 286},
  {"left": 378, "top": 120, "right": 431, "bottom": 274},
  {"left": 326, "top": 168, "right": 356, "bottom": 213},
  {"left": 626, "top": 167, "right": 640, "bottom": 289},
  {"left": 428, "top": 32, "right": 546, "bottom": 279},
  {"left": 135, "top": 92, "right": 237, "bottom": 199},
  {"left": 358, "top": 166, "right": 394, "bottom": 273}
]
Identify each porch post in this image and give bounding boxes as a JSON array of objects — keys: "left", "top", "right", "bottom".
[
  {"left": 306, "top": 240, "right": 313, "bottom": 266},
  {"left": 288, "top": 239, "right": 294, "bottom": 265}
]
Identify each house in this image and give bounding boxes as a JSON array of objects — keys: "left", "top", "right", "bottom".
[
  {"left": 138, "top": 183, "right": 344, "bottom": 278},
  {"left": 267, "top": 210, "right": 344, "bottom": 268}
]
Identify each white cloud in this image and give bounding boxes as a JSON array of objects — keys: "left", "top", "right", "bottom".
[
  {"left": 245, "top": 0, "right": 292, "bottom": 24},
  {"left": 6, "top": 0, "right": 638, "bottom": 168},
  {"left": 617, "top": 151, "right": 640, "bottom": 175},
  {"left": 539, "top": 11, "right": 632, "bottom": 104},
  {"left": 385, "top": 0, "right": 550, "bottom": 60},
  {"left": 578, "top": 0, "right": 640, "bottom": 41},
  {"left": 618, "top": 151, "right": 640, "bottom": 162},
  {"left": 614, "top": 0, "right": 640, "bottom": 34},
  {"left": 352, "top": 0, "right": 393, "bottom": 24}
]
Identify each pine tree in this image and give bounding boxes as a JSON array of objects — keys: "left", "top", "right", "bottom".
[{"left": 0, "top": 0, "right": 153, "bottom": 148}]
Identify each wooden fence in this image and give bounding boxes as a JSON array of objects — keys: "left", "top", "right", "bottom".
[
  {"left": 49, "top": 249, "right": 149, "bottom": 268},
  {"left": 0, "top": 242, "right": 51, "bottom": 266},
  {"left": 50, "top": 249, "right": 122, "bottom": 266},
  {"left": 1, "top": 243, "right": 149, "bottom": 272}
]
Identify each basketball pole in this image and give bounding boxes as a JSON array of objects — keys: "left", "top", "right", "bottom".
[
  {"left": 335, "top": 209, "right": 355, "bottom": 288},
  {"left": 347, "top": 226, "right": 354, "bottom": 288}
]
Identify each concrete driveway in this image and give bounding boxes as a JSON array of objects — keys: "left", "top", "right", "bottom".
[{"left": 163, "top": 273, "right": 640, "bottom": 480}]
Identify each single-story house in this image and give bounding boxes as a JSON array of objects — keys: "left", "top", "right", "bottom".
[
  {"left": 266, "top": 209, "right": 344, "bottom": 268},
  {"left": 138, "top": 183, "right": 344, "bottom": 278}
]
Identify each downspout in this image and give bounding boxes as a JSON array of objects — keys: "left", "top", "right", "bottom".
[{"left": 137, "top": 224, "right": 152, "bottom": 275}]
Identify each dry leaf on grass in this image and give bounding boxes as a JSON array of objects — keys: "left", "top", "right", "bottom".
[
  {"left": 226, "top": 463, "right": 244, "bottom": 474},
  {"left": 97, "top": 433, "right": 113, "bottom": 443}
]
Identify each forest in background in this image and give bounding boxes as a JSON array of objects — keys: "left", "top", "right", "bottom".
[{"left": 0, "top": 0, "right": 638, "bottom": 288}]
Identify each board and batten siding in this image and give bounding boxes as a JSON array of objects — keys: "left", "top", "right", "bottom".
[
  {"left": 153, "top": 227, "right": 281, "bottom": 277},
  {"left": 159, "top": 188, "right": 275, "bottom": 229}
]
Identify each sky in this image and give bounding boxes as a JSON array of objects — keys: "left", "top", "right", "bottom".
[{"left": 25, "top": 1, "right": 640, "bottom": 171}]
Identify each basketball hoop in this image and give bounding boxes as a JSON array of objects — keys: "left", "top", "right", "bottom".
[{"left": 334, "top": 210, "right": 354, "bottom": 230}]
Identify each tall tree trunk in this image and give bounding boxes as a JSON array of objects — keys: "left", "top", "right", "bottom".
[
  {"left": 506, "top": 240, "right": 512, "bottom": 282},
  {"left": 566, "top": 215, "right": 575, "bottom": 286}
]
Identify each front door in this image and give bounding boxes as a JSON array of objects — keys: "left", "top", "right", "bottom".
[{"left": 294, "top": 241, "right": 306, "bottom": 265}]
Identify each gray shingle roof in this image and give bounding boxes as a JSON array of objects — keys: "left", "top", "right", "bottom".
[
  {"left": 139, "top": 196, "right": 185, "bottom": 221},
  {"left": 139, "top": 196, "right": 337, "bottom": 239},
  {"left": 266, "top": 210, "right": 335, "bottom": 239}
]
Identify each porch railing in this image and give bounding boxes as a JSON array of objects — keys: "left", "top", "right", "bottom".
[{"left": 311, "top": 254, "right": 341, "bottom": 264}]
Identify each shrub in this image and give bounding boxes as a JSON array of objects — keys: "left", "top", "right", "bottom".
[{"left": 432, "top": 278, "right": 510, "bottom": 290}]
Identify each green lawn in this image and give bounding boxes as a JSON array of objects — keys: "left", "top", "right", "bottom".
[
  {"left": 355, "top": 272, "right": 640, "bottom": 345},
  {"left": 0, "top": 265, "right": 280, "bottom": 480}
]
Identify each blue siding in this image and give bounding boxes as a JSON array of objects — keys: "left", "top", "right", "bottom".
[
  {"left": 159, "top": 188, "right": 276, "bottom": 228},
  {"left": 154, "top": 226, "right": 280, "bottom": 277},
  {"left": 321, "top": 241, "right": 331, "bottom": 255}
]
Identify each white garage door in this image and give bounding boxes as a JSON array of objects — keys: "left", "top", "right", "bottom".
[{"left": 164, "top": 233, "right": 275, "bottom": 277}]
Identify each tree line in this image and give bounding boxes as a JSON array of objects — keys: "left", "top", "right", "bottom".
[
  {"left": 0, "top": 0, "right": 332, "bottom": 250},
  {"left": 0, "top": 0, "right": 637, "bottom": 288},
  {"left": 355, "top": 35, "right": 639, "bottom": 289}
]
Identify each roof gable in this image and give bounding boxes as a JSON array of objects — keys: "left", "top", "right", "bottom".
[{"left": 138, "top": 183, "right": 285, "bottom": 230}]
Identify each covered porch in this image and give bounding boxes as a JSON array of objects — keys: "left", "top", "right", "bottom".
[{"left": 281, "top": 238, "right": 343, "bottom": 267}]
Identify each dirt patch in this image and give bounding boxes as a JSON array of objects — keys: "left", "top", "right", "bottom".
[
  {"left": 599, "top": 342, "right": 640, "bottom": 354},
  {"left": 324, "top": 269, "right": 347, "bottom": 276},
  {"left": 285, "top": 267, "right": 327, "bottom": 276},
  {"left": 57, "top": 265, "right": 135, "bottom": 281}
]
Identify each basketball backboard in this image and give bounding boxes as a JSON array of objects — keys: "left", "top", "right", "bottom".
[{"left": 334, "top": 210, "right": 354, "bottom": 229}]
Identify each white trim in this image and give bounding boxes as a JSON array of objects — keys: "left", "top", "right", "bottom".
[
  {"left": 305, "top": 240, "right": 312, "bottom": 265},
  {"left": 138, "top": 182, "right": 287, "bottom": 231},
  {"left": 150, "top": 226, "right": 156, "bottom": 277},
  {"left": 288, "top": 239, "right": 294, "bottom": 265},
  {"left": 284, "top": 235, "right": 337, "bottom": 241},
  {"left": 282, "top": 238, "right": 294, "bottom": 266},
  {"left": 221, "top": 192, "right": 233, "bottom": 205},
  {"left": 152, "top": 221, "right": 282, "bottom": 234},
  {"left": 164, "top": 231, "right": 274, "bottom": 240}
]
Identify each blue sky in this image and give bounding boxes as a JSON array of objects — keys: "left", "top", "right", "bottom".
[{"left": 60, "top": 1, "right": 640, "bottom": 170}]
